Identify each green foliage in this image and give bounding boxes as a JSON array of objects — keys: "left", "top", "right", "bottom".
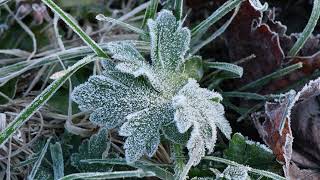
[
  {"left": 71, "top": 128, "right": 112, "bottom": 172},
  {"left": 50, "top": 142, "right": 64, "bottom": 180},
  {"left": 72, "top": 10, "right": 231, "bottom": 170},
  {"left": 224, "top": 133, "right": 281, "bottom": 174}
]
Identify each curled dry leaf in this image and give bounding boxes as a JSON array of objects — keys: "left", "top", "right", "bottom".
[
  {"left": 209, "top": 0, "right": 320, "bottom": 93},
  {"left": 252, "top": 77, "right": 320, "bottom": 179},
  {"left": 222, "top": 0, "right": 284, "bottom": 88}
]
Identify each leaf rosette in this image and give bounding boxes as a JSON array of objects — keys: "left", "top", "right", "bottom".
[{"left": 72, "top": 10, "right": 232, "bottom": 165}]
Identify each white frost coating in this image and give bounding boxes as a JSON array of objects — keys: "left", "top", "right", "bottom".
[
  {"left": 72, "top": 10, "right": 230, "bottom": 165},
  {"left": 219, "top": 165, "right": 250, "bottom": 180},
  {"left": 249, "top": 0, "right": 268, "bottom": 11},
  {"left": 245, "top": 140, "right": 273, "bottom": 153},
  {"left": 148, "top": 10, "right": 191, "bottom": 71},
  {"left": 173, "top": 79, "right": 232, "bottom": 166}
]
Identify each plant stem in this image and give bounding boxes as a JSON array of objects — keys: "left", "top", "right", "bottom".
[{"left": 288, "top": 0, "right": 320, "bottom": 56}]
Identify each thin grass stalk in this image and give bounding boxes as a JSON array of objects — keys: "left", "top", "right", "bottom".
[
  {"left": 191, "top": 0, "right": 243, "bottom": 39},
  {"left": 238, "top": 63, "right": 303, "bottom": 91},
  {"left": 41, "top": 0, "right": 108, "bottom": 58},
  {"left": 60, "top": 169, "right": 155, "bottom": 180},
  {"left": 141, "top": 0, "right": 158, "bottom": 29},
  {"left": 288, "top": 0, "right": 320, "bottom": 56},
  {"left": 0, "top": 56, "right": 98, "bottom": 145}
]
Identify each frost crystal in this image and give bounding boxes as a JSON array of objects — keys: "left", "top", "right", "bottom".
[
  {"left": 72, "top": 9, "right": 231, "bottom": 164},
  {"left": 218, "top": 165, "right": 250, "bottom": 180},
  {"left": 173, "top": 79, "right": 232, "bottom": 165}
]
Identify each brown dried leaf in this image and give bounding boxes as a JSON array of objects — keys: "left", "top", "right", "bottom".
[
  {"left": 252, "top": 91, "right": 295, "bottom": 163},
  {"left": 224, "top": 1, "right": 284, "bottom": 87},
  {"left": 253, "top": 77, "right": 320, "bottom": 179}
]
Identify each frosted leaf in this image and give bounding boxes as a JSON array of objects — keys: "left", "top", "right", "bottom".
[
  {"left": 119, "top": 104, "right": 174, "bottom": 162},
  {"left": 106, "top": 41, "right": 145, "bottom": 63},
  {"left": 72, "top": 9, "right": 230, "bottom": 165},
  {"left": 173, "top": 79, "right": 232, "bottom": 165},
  {"left": 72, "top": 68, "right": 163, "bottom": 129},
  {"left": 162, "top": 122, "right": 190, "bottom": 145},
  {"left": 106, "top": 41, "right": 163, "bottom": 90},
  {"left": 71, "top": 128, "right": 112, "bottom": 172},
  {"left": 148, "top": 10, "right": 191, "bottom": 71},
  {"left": 218, "top": 165, "right": 250, "bottom": 180}
]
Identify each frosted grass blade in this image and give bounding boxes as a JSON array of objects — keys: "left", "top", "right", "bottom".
[
  {"left": 42, "top": 0, "right": 108, "bottom": 58},
  {"left": 0, "top": 56, "right": 98, "bottom": 145},
  {"left": 60, "top": 169, "right": 155, "bottom": 180}
]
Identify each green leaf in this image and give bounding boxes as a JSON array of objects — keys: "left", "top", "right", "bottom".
[
  {"left": 71, "top": 128, "right": 111, "bottom": 172},
  {"left": 162, "top": 122, "right": 189, "bottom": 145},
  {"left": 223, "top": 133, "right": 281, "bottom": 173},
  {"left": 119, "top": 104, "right": 174, "bottom": 162},
  {"left": 0, "top": 56, "right": 98, "bottom": 145},
  {"left": 28, "top": 137, "right": 52, "bottom": 180},
  {"left": 148, "top": 10, "right": 190, "bottom": 71},
  {"left": 174, "top": 79, "right": 231, "bottom": 179},
  {"left": 183, "top": 56, "right": 204, "bottom": 81},
  {"left": 50, "top": 142, "right": 64, "bottom": 180},
  {"left": 205, "top": 62, "right": 243, "bottom": 78}
]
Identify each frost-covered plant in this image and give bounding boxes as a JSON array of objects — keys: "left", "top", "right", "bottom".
[{"left": 72, "top": 9, "right": 231, "bottom": 174}]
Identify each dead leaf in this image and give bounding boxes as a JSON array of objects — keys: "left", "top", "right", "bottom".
[
  {"left": 253, "top": 77, "right": 320, "bottom": 179},
  {"left": 223, "top": 1, "right": 284, "bottom": 87}
]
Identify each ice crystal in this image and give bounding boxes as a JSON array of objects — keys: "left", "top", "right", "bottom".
[{"left": 72, "top": 9, "right": 231, "bottom": 164}]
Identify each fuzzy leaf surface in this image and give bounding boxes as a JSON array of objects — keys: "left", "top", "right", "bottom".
[
  {"left": 173, "top": 79, "right": 232, "bottom": 165},
  {"left": 71, "top": 128, "right": 111, "bottom": 172}
]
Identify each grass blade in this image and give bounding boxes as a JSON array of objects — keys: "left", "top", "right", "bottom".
[
  {"left": 27, "top": 137, "right": 52, "bottom": 180},
  {"left": 60, "top": 169, "right": 155, "bottom": 180},
  {"left": 141, "top": 0, "right": 158, "bottom": 29},
  {"left": 96, "top": 14, "right": 147, "bottom": 37},
  {"left": 0, "top": 0, "right": 10, "bottom": 6},
  {"left": 205, "top": 61, "right": 243, "bottom": 78},
  {"left": 50, "top": 142, "right": 64, "bottom": 180},
  {"left": 222, "top": 92, "right": 266, "bottom": 100},
  {"left": 191, "top": 4, "right": 240, "bottom": 54},
  {"left": 82, "top": 158, "right": 174, "bottom": 180},
  {"left": 191, "top": 0, "right": 243, "bottom": 39},
  {"left": 238, "top": 62, "right": 303, "bottom": 91},
  {"left": 288, "top": 0, "right": 320, "bottom": 56},
  {"left": 41, "top": 0, "right": 108, "bottom": 58},
  {"left": 174, "top": 0, "right": 184, "bottom": 20},
  {"left": 0, "top": 56, "right": 98, "bottom": 145},
  {"left": 203, "top": 156, "right": 285, "bottom": 180},
  {"left": 0, "top": 41, "right": 150, "bottom": 85}
]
